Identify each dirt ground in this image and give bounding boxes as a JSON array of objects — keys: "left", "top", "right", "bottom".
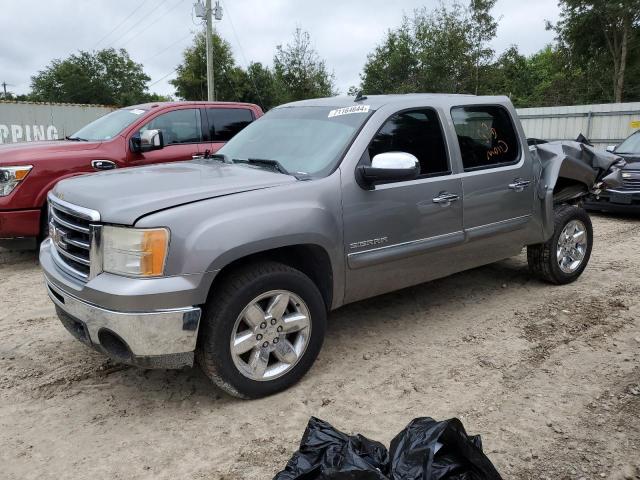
[{"left": 1, "top": 213, "right": 639, "bottom": 480}]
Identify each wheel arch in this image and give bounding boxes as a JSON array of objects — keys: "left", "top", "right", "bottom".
[
  {"left": 538, "top": 157, "right": 594, "bottom": 240},
  {"left": 206, "top": 244, "right": 335, "bottom": 311}
]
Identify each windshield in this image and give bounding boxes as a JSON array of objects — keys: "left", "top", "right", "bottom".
[
  {"left": 615, "top": 131, "right": 640, "bottom": 154},
  {"left": 70, "top": 108, "right": 148, "bottom": 141},
  {"left": 218, "top": 105, "right": 372, "bottom": 177}
]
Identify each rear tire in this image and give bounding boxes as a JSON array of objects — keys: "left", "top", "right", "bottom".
[
  {"left": 527, "top": 205, "right": 593, "bottom": 284},
  {"left": 196, "top": 261, "right": 326, "bottom": 399}
]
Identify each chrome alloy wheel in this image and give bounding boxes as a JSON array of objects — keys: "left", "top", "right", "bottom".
[
  {"left": 557, "top": 220, "right": 588, "bottom": 274},
  {"left": 230, "top": 290, "right": 311, "bottom": 381}
]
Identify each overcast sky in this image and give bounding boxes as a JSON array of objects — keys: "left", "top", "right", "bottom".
[{"left": 0, "top": 0, "right": 561, "bottom": 99}]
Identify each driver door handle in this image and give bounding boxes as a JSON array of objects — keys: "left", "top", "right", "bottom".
[
  {"left": 91, "top": 160, "right": 117, "bottom": 171},
  {"left": 432, "top": 192, "right": 459, "bottom": 205},
  {"left": 508, "top": 179, "right": 531, "bottom": 192}
]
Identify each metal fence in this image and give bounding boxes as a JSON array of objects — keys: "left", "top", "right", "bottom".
[
  {"left": 516, "top": 102, "right": 640, "bottom": 149},
  {"left": 0, "top": 101, "right": 114, "bottom": 144},
  {"left": 2, "top": 99, "right": 640, "bottom": 149}
]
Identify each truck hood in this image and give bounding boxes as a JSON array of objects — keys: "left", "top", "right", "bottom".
[
  {"left": 0, "top": 140, "right": 102, "bottom": 164},
  {"left": 52, "top": 160, "right": 297, "bottom": 225}
]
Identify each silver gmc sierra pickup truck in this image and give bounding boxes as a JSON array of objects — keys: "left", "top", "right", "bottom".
[{"left": 40, "top": 94, "right": 622, "bottom": 398}]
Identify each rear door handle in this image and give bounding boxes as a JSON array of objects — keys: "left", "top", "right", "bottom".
[
  {"left": 432, "top": 192, "right": 460, "bottom": 205},
  {"left": 508, "top": 179, "right": 531, "bottom": 192}
]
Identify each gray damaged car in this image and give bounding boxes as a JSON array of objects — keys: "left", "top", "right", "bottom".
[{"left": 40, "top": 94, "right": 623, "bottom": 398}]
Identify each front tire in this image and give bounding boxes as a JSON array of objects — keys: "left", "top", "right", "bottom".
[
  {"left": 527, "top": 205, "right": 593, "bottom": 284},
  {"left": 36, "top": 204, "right": 49, "bottom": 246},
  {"left": 197, "top": 261, "right": 327, "bottom": 399}
]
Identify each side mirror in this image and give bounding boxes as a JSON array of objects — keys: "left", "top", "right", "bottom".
[
  {"left": 130, "top": 129, "right": 165, "bottom": 153},
  {"left": 606, "top": 145, "right": 616, "bottom": 153},
  {"left": 357, "top": 152, "right": 420, "bottom": 189}
]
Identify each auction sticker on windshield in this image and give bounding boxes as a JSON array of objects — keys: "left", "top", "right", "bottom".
[{"left": 328, "top": 105, "right": 370, "bottom": 118}]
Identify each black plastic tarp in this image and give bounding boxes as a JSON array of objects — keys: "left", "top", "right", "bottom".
[{"left": 273, "top": 417, "right": 502, "bottom": 480}]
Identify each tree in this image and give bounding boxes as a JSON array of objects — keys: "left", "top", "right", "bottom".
[
  {"left": 359, "top": 1, "right": 498, "bottom": 95},
  {"left": 347, "top": 85, "right": 360, "bottom": 96},
  {"left": 233, "top": 62, "right": 281, "bottom": 110},
  {"left": 273, "top": 28, "right": 337, "bottom": 102},
  {"left": 30, "top": 48, "right": 152, "bottom": 106},
  {"left": 411, "top": 3, "right": 477, "bottom": 93},
  {"left": 553, "top": 0, "right": 640, "bottom": 102},
  {"left": 481, "top": 43, "right": 594, "bottom": 107},
  {"left": 469, "top": 0, "right": 498, "bottom": 94},
  {"left": 361, "top": 21, "right": 419, "bottom": 94},
  {"left": 171, "top": 33, "right": 281, "bottom": 110},
  {"left": 170, "top": 31, "right": 237, "bottom": 101}
]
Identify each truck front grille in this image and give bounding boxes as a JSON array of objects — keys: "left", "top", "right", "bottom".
[
  {"left": 620, "top": 170, "right": 640, "bottom": 192},
  {"left": 48, "top": 194, "right": 101, "bottom": 281}
]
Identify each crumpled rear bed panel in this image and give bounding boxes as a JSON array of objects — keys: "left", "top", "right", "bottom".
[{"left": 530, "top": 141, "right": 626, "bottom": 192}]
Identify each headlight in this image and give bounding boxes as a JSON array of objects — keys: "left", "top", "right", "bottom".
[
  {"left": 102, "top": 226, "right": 169, "bottom": 277},
  {"left": 0, "top": 165, "right": 33, "bottom": 196}
]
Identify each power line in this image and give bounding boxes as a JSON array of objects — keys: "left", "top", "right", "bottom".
[
  {"left": 113, "top": 0, "right": 187, "bottom": 49},
  {"left": 104, "top": 0, "right": 171, "bottom": 49},
  {"left": 220, "top": 0, "right": 265, "bottom": 107},
  {"left": 141, "top": 31, "right": 194, "bottom": 63},
  {"left": 149, "top": 68, "right": 178, "bottom": 88},
  {"left": 91, "top": 0, "right": 150, "bottom": 50}
]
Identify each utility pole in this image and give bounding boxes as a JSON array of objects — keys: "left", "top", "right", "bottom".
[
  {"left": 205, "top": 0, "right": 215, "bottom": 101},
  {"left": 196, "top": 0, "right": 222, "bottom": 101},
  {"left": 1, "top": 82, "right": 7, "bottom": 99}
]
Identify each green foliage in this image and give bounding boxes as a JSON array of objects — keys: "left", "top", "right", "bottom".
[
  {"left": 361, "top": 2, "right": 497, "bottom": 96},
  {"left": 170, "top": 31, "right": 237, "bottom": 101},
  {"left": 171, "top": 28, "right": 335, "bottom": 110},
  {"left": 360, "top": 22, "right": 418, "bottom": 94},
  {"left": 273, "top": 28, "right": 337, "bottom": 102},
  {"left": 553, "top": 0, "right": 640, "bottom": 103},
  {"left": 358, "top": 0, "right": 640, "bottom": 107},
  {"left": 484, "top": 45, "right": 581, "bottom": 107},
  {"left": 233, "top": 62, "right": 282, "bottom": 110},
  {"left": 30, "top": 49, "right": 153, "bottom": 106}
]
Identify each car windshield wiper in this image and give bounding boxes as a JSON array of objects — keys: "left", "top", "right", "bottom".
[
  {"left": 207, "top": 153, "right": 233, "bottom": 164},
  {"left": 233, "top": 158, "right": 290, "bottom": 175},
  {"left": 65, "top": 135, "right": 88, "bottom": 141}
]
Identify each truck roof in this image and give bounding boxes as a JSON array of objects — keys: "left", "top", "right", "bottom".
[
  {"left": 125, "top": 101, "right": 262, "bottom": 110},
  {"left": 279, "top": 94, "right": 512, "bottom": 110}
]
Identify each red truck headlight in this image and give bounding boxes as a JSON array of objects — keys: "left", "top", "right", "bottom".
[{"left": 0, "top": 165, "right": 33, "bottom": 196}]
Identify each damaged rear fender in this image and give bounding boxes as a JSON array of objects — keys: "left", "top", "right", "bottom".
[{"left": 531, "top": 141, "right": 624, "bottom": 240}]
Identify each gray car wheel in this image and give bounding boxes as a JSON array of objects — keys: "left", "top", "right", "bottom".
[
  {"left": 527, "top": 205, "right": 593, "bottom": 285},
  {"left": 197, "top": 261, "right": 326, "bottom": 399},
  {"left": 230, "top": 289, "right": 312, "bottom": 382}
]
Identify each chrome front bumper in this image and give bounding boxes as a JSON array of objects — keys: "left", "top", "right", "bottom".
[{"left": 45, "top": 278, "right": 201, "bottom": 369}]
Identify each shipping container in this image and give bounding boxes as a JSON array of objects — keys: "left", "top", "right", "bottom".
[{"left": 0, "top": 101, "right": 114, "bottom": 144}]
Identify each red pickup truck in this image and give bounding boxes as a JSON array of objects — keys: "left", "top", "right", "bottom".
[{"left": 0, "top": 101, "right": 263, "bottom": 240}]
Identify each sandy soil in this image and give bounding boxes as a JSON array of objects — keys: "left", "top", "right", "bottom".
[{"left": 1, "top": 214, "right": 639, "bottom": 480}]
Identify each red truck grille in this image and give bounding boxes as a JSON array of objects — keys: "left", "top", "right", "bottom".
[{"left": 48, "top": 194, "right": 100, "bottom": 281}]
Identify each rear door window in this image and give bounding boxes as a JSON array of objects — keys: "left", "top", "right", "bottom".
[
  {"left": 206, "top": 108, "right": 254, "bottom": 142},
  {"left": 451, "top": 105, "right": 520, "bottom": 171}
]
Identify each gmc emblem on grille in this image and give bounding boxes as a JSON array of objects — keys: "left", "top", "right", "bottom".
[{"left": 50, "top": 224, "right": 68, "bottom": 250}]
